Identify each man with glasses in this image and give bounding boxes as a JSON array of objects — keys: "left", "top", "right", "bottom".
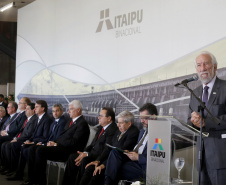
[
  {"left": 78, "top": 110, "right": 140, "bottom": 185},
  {"left": 1, "top": 103, "right": 37, "bottom": 177},
  {"left": 62, "top": 107, "right": 118, "bottom": 185},
  {"left": 1, "top": 97, "right": 31, "bottom": 139},
  {"left": 104, "top": 103, "right": 158, "bottom": 185}
]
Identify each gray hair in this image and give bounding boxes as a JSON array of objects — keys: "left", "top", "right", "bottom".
[
  {"left": 116, "top": 111, "right": 134, "bottom": 124},
  {"left": 53, "top": 103, "right": 63, "bottom": 111},
  {"left": 194, "top": 51, "right": 218, "bottom": 67},
  {"left": 69, "top": 100, "right": 83, "bottom": 111},
  {"left": 0, "top": 106, "right": 6, "bottom": 112}
]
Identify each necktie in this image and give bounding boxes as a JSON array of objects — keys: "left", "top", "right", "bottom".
[
  {"left": 5, "top": 112, "right": 22, "bottom": 131},
  {"left": 2, "top": 116, "right": 11, "bottom": 130},
  {"left": 118, "top": 132, "right": 124, "bottom": 141},
  {"left": 69, "top": 120, "right": 73, "bottom": 127},
  {"left": 17, "top": 119, "right": 28, "bottom": 138},
  {"left": 48, "top": 121, "right": 58, "bottom": 141},
  {"left": 3, "top": 116, "right": 11, "bottom": 126},
  {"left": 98, "top": 128, "right": 104, "bottom": 139},
  {"left": 133, "top": 131, "right": 148, "bottom": 153},
  {"left": 37, "top": 118, "right": 41, "bottom": 124},
  {"left": 203, "top": 86, "right": 209, "bottom": 116}
]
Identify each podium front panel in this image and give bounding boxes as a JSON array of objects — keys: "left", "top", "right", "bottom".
[
  {"left": 146, "top": 118, "right": 197, "bottom": 185},
  {"left": 147, "top": 120, "right": 171, "bottom": 185}
]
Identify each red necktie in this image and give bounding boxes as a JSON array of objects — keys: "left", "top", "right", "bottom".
[
  {"left": 69, "top": 120, "right": 73, "bottom": 127},
  {"left": 17, "top": 119, "right": 28, "bottom": 138},
  {"left": 98, "top": 128, "right": 104, "bottom": 139}
]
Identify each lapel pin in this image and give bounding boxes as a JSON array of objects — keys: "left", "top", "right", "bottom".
[{"left": 213, "top": 92, "right": 216, "bottom": 94}]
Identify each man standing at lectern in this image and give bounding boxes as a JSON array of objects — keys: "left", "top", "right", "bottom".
[{"left": 188, "top": 51, "right": 226, "bottom": 185}]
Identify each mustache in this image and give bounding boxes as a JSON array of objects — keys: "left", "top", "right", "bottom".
[{"left": 199, "top": 71, "right": 210, "bottom": 75}]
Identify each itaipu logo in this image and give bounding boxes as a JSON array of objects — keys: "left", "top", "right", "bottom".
[
  {"left": 150, "top": 138, "right": 165, "bottom": 158},
  {"left": 96, "top": 8, "right": 143, "bottom": 33}
]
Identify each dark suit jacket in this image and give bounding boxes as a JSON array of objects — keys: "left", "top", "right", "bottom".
[
  {"left": 29, "top": 113, "right": 52, "bottom": 144},
  {"left": 17, "top": 114, "right": 38, "bottom": 142},
  {"left": 85, "top": 122, "right": 118, "bottom": 163},
  {"left": 55, "top": 115, "right": 90, "bottom": 153},
  {"left": 47, "top": 115, "right": 67, "bottom": 142},
  {"left": 136, "top": 129, "right": 148, "bottom": 171},
  {"left": 112, "top": 125, "right": 139, "bottom": 150},
  {"left": 1, "top": 113, "right": 19, "bottom": 135},
  {"left": 0, "top": 115, "right": 9, "bottom": 130},
  {"left": 8, "top": 111, "right": 27, "bottom": 137},
  {"left": 187, "top": 77, "right": 226, "bottom": 170},
  {"left": 102, "top": 124, "right": 140, "bottom": 166}
]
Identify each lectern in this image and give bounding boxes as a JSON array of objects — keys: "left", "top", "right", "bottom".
[{"left": 146, "top": 117, "right": 203, "bottom": 185}]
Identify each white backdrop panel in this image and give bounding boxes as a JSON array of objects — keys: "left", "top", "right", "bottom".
[{"left": 16, "top": 0, "right": 226, "bottom": 96}]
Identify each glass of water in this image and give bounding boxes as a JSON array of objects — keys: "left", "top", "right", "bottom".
[{"left": 174, "top": 157, "right": 185, "bottom": 182}]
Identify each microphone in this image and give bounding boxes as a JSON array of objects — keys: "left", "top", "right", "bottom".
[{"left": 174, "top": 74, "right": 198, "bottom": 86}]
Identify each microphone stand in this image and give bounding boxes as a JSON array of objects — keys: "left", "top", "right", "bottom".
[{"left": 181, "top": 83, "right": 220, "bottom": 185}]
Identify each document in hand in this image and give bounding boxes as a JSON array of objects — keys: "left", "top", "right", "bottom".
[{"left": 105, "top": 143, "right": 128, "bottom": 153}]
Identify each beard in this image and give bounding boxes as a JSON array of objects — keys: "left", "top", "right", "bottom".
[{"left": 198, "top": 66, "right": 215, "bottom": 84}]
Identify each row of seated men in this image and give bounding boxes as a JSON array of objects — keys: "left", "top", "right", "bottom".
[{"left": 0, "top": 97, "right": 158, "bottom": 185}]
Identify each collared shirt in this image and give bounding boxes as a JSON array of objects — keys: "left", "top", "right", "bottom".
[
  {"left": 202, "top": 75, "right": 216, "bottom": 100},
  {"left": 9, "top": 113, "right": 17, "bottom": 119},
  {"left": 27, "top": 114, "right": 34, "bottom": 121},
  {"left": 72, "top": 115, "right": 81, "bottom": 123},
  {"left": 103, "top": 122, "right": 112, "bottom": 130},
  {"left": 38, "top": 112, "right": 45, "bottom": 123},
  {"left": 133, "top": 130, "right": 148, "bottom": 154},
  {"left": 84, "top": 122, "right": 113, "bottom": 156}
]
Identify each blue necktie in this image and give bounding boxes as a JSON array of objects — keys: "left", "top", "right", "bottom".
[
  {"left": 48, "top": 121, "right": 58, "bottom": 141},
  {"left": 3, "top": 116, "right": 11, "bottom": 127},
  {"left": 203, "top": 86, "right": 209, "bottom": 116}
]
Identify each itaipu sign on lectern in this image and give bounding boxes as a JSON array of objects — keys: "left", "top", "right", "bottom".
[{"left": 146, "top": 117, "right": 200, "bottom": 185}]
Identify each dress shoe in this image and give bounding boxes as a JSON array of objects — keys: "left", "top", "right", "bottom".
[
  {"left": 0, "top": 167, "right": 6, "bottom": 173},
  {"left": 7, "top": 174, "right": 23, "bottom": 181},
  {"left": 20, "top": 181, "right": 33, "bottom": 185},
  {"left": 1, "top": 169, "right": 10, "bottom": 175},
  {"left": 6, "top": 171, "right": 15, "bottom": 176}
]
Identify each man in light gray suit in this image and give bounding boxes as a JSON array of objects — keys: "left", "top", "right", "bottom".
[{"left": 188, "top": 51, "right": 226, "bottom": 185}]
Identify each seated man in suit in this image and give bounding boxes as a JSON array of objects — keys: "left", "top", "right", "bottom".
[
  {"left": 0, "top": 97, "right": 31, "bottom": 161},
  {"left": 62, "top": 107, "right": 118, "bottom": 185},
  {"left": 104, "top": 103, "right": 158, "bottom": 185},
  {"left": 20, "top": 100, "right": 90, "bottom": 185},
  {"left": 0, "top": 97, "right": 30, "bottom": 139},
  {"left": 0, "top": 103, "right": 37, "bottom": 175},
  {"left": 7, "top": 100, "right": 52, "bottom": 182},
  {"left": 78, "top": 110, "right": 140, "bottom": 185},
  {"left": 0, "top": 106, "right": 9, "bottom": 130},
  {"left": 0, "top": 97, "right": 31, "bottom": 174}
]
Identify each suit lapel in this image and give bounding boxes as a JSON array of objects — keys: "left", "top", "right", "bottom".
[
  {"left": 206, "top": 77, "right": 220, "bottom": 116},
  {"left": 138, "top": 129, "right": 145, "bottom": 142}
]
